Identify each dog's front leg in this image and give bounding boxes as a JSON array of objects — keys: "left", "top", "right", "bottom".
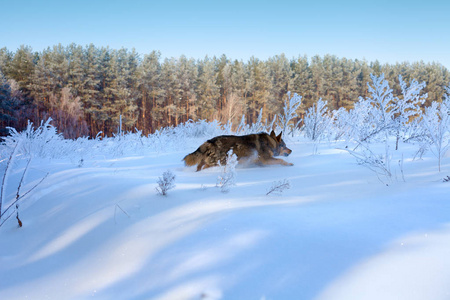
[{"left": 261, "top": 157, "right": 293, "bottom": 166}]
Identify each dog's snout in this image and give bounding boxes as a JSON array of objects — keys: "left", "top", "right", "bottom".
[{"left": 281, "top": 148, "right": 292, "bottom": 156}]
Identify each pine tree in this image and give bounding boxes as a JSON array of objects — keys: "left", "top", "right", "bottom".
[
  {"left": 175, "top": 55, "right": 197, "bottom": 124},
  {"left": 114, "top": 48, "right": 139, "bottom": 132},
  {"left": 291, "top": 55, "right": 312, "bottom": 119},
  {"left": 159, "top": 57, "right": 178, "bottom": 128},
  {"left": 229, "top": 60, "right": 247, "bottom": 125},
  {"left": 267, "top": 54, "right": 293, "bottom": 120},
  {"left": 81, "top": 44, "right": 101, "bottom": 136},
  {"left": 336, "top": 58, "right": 359, "bottom": 110},
  {"left": 96, "top": 47, "right": 118, "bottom": 134},
  {"left": 0, "top": 72, "right": 16, "bottom": 135},
  {"left": 67, "top": 44, "right": 85, "bottom": 100},
  {"left": 0, "top": 48, "right": 12, "bottom": 77},
  {"left": 355, "top": 59, "right": 372, "bottom": 101},
  {"left": 8, "top": 45, "right": 36, "bottom": 92},
  {"left": 137, "top": 50, "right": 161, "bottom": 133},
  {"left": 309, "top": 55, "right": 325, "bottom": 106},
  {"left": 215, "top": 54, "right": 230, "bottom": 120},
  {"left": 321, "top": 55, "right": 338, "bottom": 109},
  {"left": 197, "top": 56, "right": 220, "bottom": 120},
  {"left": 246, "top": 56, "right": 271, "bottom": 123}
]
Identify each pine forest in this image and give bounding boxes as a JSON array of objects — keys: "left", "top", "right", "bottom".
[{"left": 1, "top": 43, "right": 449, "bottom": 138}]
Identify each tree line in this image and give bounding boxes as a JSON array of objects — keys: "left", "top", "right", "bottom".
[{"left": 1, "top": 43, "right": 449, "bottom": 138}]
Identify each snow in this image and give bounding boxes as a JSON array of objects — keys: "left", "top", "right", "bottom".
[
  {"left": 316, "top": 226, "right": 450, "bottom": 300},
  {"left": 1, "top": 138, "right": 450, "bottom": 300}
]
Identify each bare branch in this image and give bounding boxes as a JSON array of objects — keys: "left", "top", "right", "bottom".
[
  {"left": 1, "top": 143, "right": 19, "bottom": 215},
  {"left": 0, "top": 172, "right": 49, "bottom": 222}
]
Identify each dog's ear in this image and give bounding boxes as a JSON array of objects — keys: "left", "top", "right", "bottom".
[
  {"left": 270, "top": 130, "right": 276, "bottom": 139},
  {"left": 276, "top": 132, "right": 282, "bottom": 142}
]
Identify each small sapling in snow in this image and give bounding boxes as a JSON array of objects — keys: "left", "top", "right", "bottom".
[{"left": 156, "top": 170, "right": 176, "bottom": 196}]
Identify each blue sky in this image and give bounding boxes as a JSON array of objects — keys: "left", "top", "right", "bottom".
[{"left": 1, "top": 0, "right": 449, "bottom": 68}]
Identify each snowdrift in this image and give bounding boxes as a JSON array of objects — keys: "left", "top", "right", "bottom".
[{"left": 1, "top": 136, "right": 449, "bottom": 300}]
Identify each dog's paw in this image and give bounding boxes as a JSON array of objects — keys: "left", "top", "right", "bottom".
[{"left": 285, "top": 162, "right": 294, "bottom": 166}]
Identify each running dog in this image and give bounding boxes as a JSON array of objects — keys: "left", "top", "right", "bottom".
[{"left": 183, "top": 130, "right": 293, "bottom": 171}]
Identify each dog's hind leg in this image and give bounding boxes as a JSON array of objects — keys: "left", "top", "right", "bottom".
[{"left": 196, "top": 160, "right": 205, "bottom": 171}]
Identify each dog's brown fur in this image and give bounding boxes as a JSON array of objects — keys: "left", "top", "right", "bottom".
[{"left": 183, "top": 130, "right": 293, "bottom": 171}]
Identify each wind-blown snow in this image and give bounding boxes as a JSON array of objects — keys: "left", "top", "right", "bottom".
[{"left": 0, "top": 139, "right": 449, "bottom": 300}]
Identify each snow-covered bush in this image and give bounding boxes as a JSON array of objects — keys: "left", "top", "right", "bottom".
[
  {"left": 0, "top": 118, "right": 234, "bottom": 161},
  {"left": 358, "top": 74, "right": 398, "bottom": 143},
  {"left": 235, "top": 114, "right": 250, "bottom": 134},
  {"left": 335, "top": 98, "right": 371, "bottom": 145},
  {"left": 3, "top": 118, "right": 65, "bottom": 158},
  {"left": 277, "top": 92, "right": 302, "bottom": 136},
  {"left": 417, "top": 94, "right": 450, "bottom": 172},
  {"left": 336, "top": 74, "right": 398, "bottom": 147},
  {"left": 216, "top": 150, "right": 238, "bottom": 193},
  {"left": 235, "top": 108, "right": 277, "bottom": 135},
  {"left": 339, "top": 74, "right": 399, "bottom": 182},
  {"left": 329, "top": 107, "right": 352, "bottom": 142},
  {"left": 249, "top": 108, "right": 269, "bottom": 134},
  {"left": 174, "top": 119, "right": 231, "bottom": 138},
  {"left": 304, "top": 98, "right": 333, "bottom": 142},
  {"left": 150, "top": 119, "right": 231, "bottom": 152},
  {"left": 394, "top": 75, "right": 427, "bottom": 149},
  {"left": 346, "top": 143, "right": 393, "bottom": 184},
  {"left": 156, "top": 170, "right": 176, "bottom": 196}
]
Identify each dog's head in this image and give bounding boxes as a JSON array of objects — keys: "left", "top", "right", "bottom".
[{"left": 270, "top": 131, "right": 292, "bottom": 157}]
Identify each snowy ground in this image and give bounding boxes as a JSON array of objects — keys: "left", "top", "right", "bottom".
[{"left": 1, "top": 138, "right": 450, "bottom": 300}]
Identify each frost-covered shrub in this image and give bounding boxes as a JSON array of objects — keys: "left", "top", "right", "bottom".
[
  {"left": 235, "top": 108, "right": 277, "bottom": 136},
  {"left": 150, "top": 119, "right": 231, "bottom": 152},
  {"left": 345, "top": 143, "right": 394, "bottom": 184},
  {"left": 403, "top": 85, "right": 450, "bottom": 171},
  {"left": 156, "top": 170, "right": 176, "bottom": 196},
  {"left": 3, "top": 118, "right": 66, "bottom": 158},
  {"left": 216, "top": 150, "right": 238, "bottom": 193},
  {"left": 338, "top": 74, "right": 400, "bottom": 183},
  {"left": 394, "top": 75, "right": 427, "bottom": 149},
  {"left": 335, "top": 98, "right": 373, "bottom": 144},
  {"left": 174, "top": 119, "right": 230, "bottom": 138},
  {"left": 335, "top": 74, "right": 398, "bottom": 147},
  {"left": 107, "top": 129, "right": 146, "bottom": 157},
  {"left": 417, "top": 95, "right": 450, "bottom": 172},
  {"left": 359, "top": 74, "right": 397, "bottom": 143},
  {"left": 304, "top": 99, "right": 332, "bottom": 141},
  {"left": 236, "top": 109, "right": 265, "bottom": 135},
  {"left": 328, "top": 107, "right": 351, "bottom": 142},
  {"left": 0, "top": 118, "right": 237, "bottom": 160},
  {"left": 277, "top": 92, "right": 302, "bottom": 136}
]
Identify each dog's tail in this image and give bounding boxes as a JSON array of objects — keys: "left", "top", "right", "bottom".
[{"left": 183, "top": 148, "right": 203, "bottom": 166}]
